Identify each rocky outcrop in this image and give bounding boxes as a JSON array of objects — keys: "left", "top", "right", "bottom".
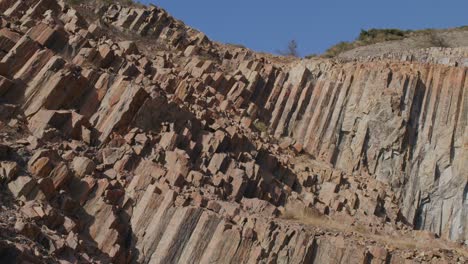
[
  {"left": 238, "top": 60, "right": 468, "bottom": 240},
  {"left": 245, "top": 61, "right": 467, "bottom": 242},
  {"left": 0, "top": 0, "right": 466, "bottom": 263}
]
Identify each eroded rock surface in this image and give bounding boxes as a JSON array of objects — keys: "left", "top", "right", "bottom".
[{"left": 0, "top": 0, "right": 466, "bottom": 263}]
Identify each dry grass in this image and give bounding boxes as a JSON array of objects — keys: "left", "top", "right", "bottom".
[
  {"left": 314, "top": 26, "right": 468, "bottom": 58},
  {"left": 281, "top": 203, "right": 468, "bottom": 256},
  {"left": 282, "top": 204, "right": 346, "bottom": 232},
  {"left": 253, "top": 120, "right": 269, "bottom": 133}
]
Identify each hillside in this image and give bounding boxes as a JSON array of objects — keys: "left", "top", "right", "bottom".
[
  {"left": 0, "top": 0, "right": 466, "bottom": 263},
  {"left": 333, "top": 27, "right": 468, "bottom": 59}
]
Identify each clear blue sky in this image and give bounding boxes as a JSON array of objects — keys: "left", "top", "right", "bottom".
[{"left": 142, "top": 0, "right": 468, "bottom": 56}]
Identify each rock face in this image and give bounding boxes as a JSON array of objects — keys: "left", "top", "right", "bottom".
[
  {"left": 0, "top": 0, "right": 466, "bottom": 263},
  {"left": 258, "top": 61, "right": 467, "bottom": 242}
]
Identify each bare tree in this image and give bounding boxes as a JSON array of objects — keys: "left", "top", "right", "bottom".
[{"left": 277, "top": 39, "right": 299, "bottom": 57}]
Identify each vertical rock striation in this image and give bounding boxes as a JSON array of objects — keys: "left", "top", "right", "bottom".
[{"left": 0, "top": 0, "right": 466, "bottom": 263}]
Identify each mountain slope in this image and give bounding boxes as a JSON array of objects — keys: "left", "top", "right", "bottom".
[{"left": 0, "top": 0, "right": 466, "bottom": 263}]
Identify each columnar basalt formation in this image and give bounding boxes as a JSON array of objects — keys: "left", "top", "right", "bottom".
[
  {"left": 0, "top": 0, "right": 466, "bottom": 263},
  {"left": 251, "top": 61, "right": 467, "bottom": 242}
]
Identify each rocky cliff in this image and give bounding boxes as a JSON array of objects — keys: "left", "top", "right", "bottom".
[{"left": 0, "top": 0, "right": 466, "bottom": 263}]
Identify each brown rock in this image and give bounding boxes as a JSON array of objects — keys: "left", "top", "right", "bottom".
[
  {"left": 0, "top": 161, "right": 18, "bottom": 181},
  {"left": 63, "top": 216, "right": 77, "bottom": 233},
  {"left": 0, "top": 75, "right": 14, "bottom": 96},
  {"left": 27, "top": 23, "right": 68, "bottom": 51},
  {"left": 0, "top": 28, "right": 21, "bottom": 51},
  {"left": 97, "top": 44, "right": 115, "bottom": 68},
  {"left": 49, "top": 162, "right": 71, "bottom": 190},
  {"left": 207, "top": 200, "right": 222, "bottom": 213},
  {"left": 191, "top": 192, "right": 207, "bottom": 207},
  {"left": 368, "top": 246, "right": 388, "bottom": 263},
  {"left": 72, "top": 157, "right": 95, "bottom": 178},
  {"left": 28, "top": 157, "right": 53, "bottom": 178},
  {"left": 7, "top": 175, "right": 36, "bottom": 198},
  {"left": 28, "top": 110, "right": 89, "bottom": 140},
  {"left": 14, "top": 220, "right": 40, "bottom": 240},
  {"left": 37, "top": 178, "right": 55, "bottom": 199},
  {"left": 159, "top": 131, "right": 178, "bottom": 150},
  {"left": 187, "top": 170, "right": 204, "bottom": 187},
  {"left": 0, "top": 1, "right": 464, "bottom": 261},
  {"left": 229, "top": 168, "right": 247, "bottom": 202},
  {"left": 119, "top": 41, "right": 139, "bottom": 55},
  {"left": 66, "top": 232, "right": 79, "bottom": 250},
  {"left": 165, "top": 149, "right": 190, "bottom": 178},
  {"left": 88, "top": 23, "right": 103, "bottom": 38},
  {"left": 184, "top": 45, "right": 198, "bottom": 57},
  {"left": 318, "top": 182, "right": 338, "bottom": 205},
  {"left": 207, "top": 153, "right": 228, "bottom": 174},
  {"left": 242, "top": 198, "right": 279, "bottom": 216}
]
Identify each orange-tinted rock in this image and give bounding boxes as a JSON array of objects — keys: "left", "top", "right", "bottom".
[
  {"left": 28, "top": 157, "right": 52, "bottom": 178},
  {"left": 0, "top": 0, "right": 464, "bottom": 262},
  {"left": 27, "top": 23, "right": 68, "bottom": 51},
  {"left": 0, "top": 28, "right": 21, "bottom": 51},
  {"left": 49, "top": 162, "right": 72, "bottom": 190}
]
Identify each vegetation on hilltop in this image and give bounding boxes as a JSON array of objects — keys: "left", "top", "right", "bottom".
[
  {"left": 65, "top": 0, "right": 466, "bottom": 60},
  {"left": 308, "top": 26, "right": 468, "bottom": 58},
  {"left": 277, "top": 40, "right": 300, "bottom": 57}
]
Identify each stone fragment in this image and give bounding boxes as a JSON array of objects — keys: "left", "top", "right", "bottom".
[
  {"left": 0, "top": 28, "right": 21, "bottom": 51},
  {"left": 0, "top": 161, "right": 18, "bottom": 181},
  {"left": 27, "top": 23, "right": 68, "bottom": 51},
  {"left": 184, "top": 45, "right": 198, "bottom": 57},
  {"left": 207, "top": 201, "right": 221, "bottom": 213},
  {"left": 165, "top": 149, "right": 190, "bottom": 178},
  {"left": 229, "top": 168, "right": 247, "bottom": 201},
  {"left": 159, "top": 131, "right": 178, "bottom": 150},
  {"left": 72, "top": 157, "right": 95, "bottom": 178},
  {"left": 207, "top": 153, "right": 228, "bottom": 174},
  {"left": 368, "top": 246, "right": 388, "bottom": 263},
  {"left": 14, "top": 219, "right": 40, "bottom": 240},
  {"left": 119, "top": 41, "right": 139, "bottom": 55},
  {"left": 8, "top": 175, "right": 36, "bottom": 198},
  {"left": 318, "top": 182, "right": 338, "bottom": 205},
  {"left": 37, "top": 178, "right": 55, "bottom": 199},
  {"left": 49, "top": 162, "right": 72, "bottom": 190},
  {"left": 245, "top": 197, "right": 280, "bottom": 214},
  {"left": 187, "top": 170, "right": 204, "bottom": 187},
  {"left": 88, "top": 23, "right": 103, "bottom": 38},
  {"left": 28, "top": 110, "right": 89, "bottom": 140},
  {"left": 28, "top": 157, "right": 53, "bottom": 178},
  {"left": 0, "top": 75, "right": 14, "bottom": 96}
]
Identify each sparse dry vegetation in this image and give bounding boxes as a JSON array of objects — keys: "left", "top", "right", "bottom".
[
  {"left": 428, "top": 31, "right": 449, "bottom": 47},
  {"left": 253, "top": 120, "right": 269, "bottom": 133},
  {"left": 304, "top": 53, "right": 318, "bottom": 59},
  {"left": 281, "top": 202, "right": 468, "bottom": 256},
  {"left": 315, "top": 26, "right": 467, "bottom": 58},
  {"left": 281, "top": 202, "right": 354, "bottom": 233},
  {"left": 321, "top": 28, "right": 412, "bottom": 58},
  {"left": 277, "top": 39, "right": 300, "bottom": 57}
]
